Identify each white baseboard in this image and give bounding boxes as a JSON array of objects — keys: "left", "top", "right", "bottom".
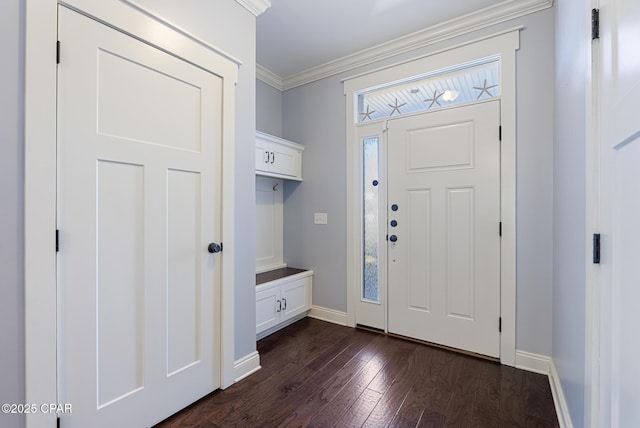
[
  {"left": 308, "top": 305, "right": 348, "bottom": 326},
  {"left": 515, "top": 350, "right": 551, "bottom": 375},
  {"left": 549, "top": 360, "right": 574, "bottom": 428},
  {"left": 233, "top": 351, "right": 261, "bottom": 383},
  {"left": 515, "top": 351, "right": 572, "bottom": 428}
]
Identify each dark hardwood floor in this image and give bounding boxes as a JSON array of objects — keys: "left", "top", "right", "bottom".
[{"left": 156, "top": 318, "right": 559, "bottom": 428}]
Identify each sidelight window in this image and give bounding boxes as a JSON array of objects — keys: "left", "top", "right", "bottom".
[{"left": 363, "top": 136, "right": 380, "bottom": 302}]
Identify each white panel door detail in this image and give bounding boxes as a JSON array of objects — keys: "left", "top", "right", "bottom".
[
  {"left": 57, "top": 8, "right": 222, "bottom": 427},
  {"left": 387, "top": 101, "right": 501, "bottom": 358},
  {"left": 598, "top": 0, "right": 640, "bottom": 425}
]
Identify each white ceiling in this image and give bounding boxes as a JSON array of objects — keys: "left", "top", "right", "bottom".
[{"left": 256, "top": 0, "right": 508, "bottom": 80}]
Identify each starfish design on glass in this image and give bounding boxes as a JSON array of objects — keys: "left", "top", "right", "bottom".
[
  {"left": 360, "top": 104, "right": 376, "bottom": 121},
  {"left": 388, "top": 98, "right": 406, "bottom": 116},
  {"left": 473, "top": 79, "right": 498, "bottom": 99},
  {"left": 424, "top": 90, "right": 443, "bottom": 109}
]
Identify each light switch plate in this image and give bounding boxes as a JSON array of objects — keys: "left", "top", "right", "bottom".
[{"left": 314, "top": 212, "right": 328, "bottom": 225}]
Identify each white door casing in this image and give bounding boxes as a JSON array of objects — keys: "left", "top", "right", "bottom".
[
  {"left": 596, "top": 0, "right": 640, "bottom": 425},
  {"left": 25, "top": 1, "right": 240, "bottom": 426},
  {"left": 344, "top": 29, "right": 518, "bottom": 365},
  {"left": 57, "top": 7, "right": 222, "bottom": 427},
  {"left": 387, "top": 101, "right": 501, "bottom": 358}
]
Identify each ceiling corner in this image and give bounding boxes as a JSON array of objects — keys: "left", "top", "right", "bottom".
[
  {"left": 235, "top": 0, "right": 271, "bottom": 17},
  {"left": 257, "top": 64, "right": 284, "bottom": 91}
]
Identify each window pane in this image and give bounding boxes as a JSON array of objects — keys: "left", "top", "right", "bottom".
[
  {"left": 363, "top": 137, "right": 379, "bottom": 302},
  {"left": 357, "top": 58, "right": 500, "bottom": 122}
]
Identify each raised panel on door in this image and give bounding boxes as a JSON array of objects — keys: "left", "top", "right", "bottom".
[
  {"left": 96, "top": 161, "right": 145, "bottom": 406},
  {"left": 166, "top": 170, "right": 203, "bottom": 376},
  {"left": 387, "top": 101, "right": 500, "bottom": 358},
  {"left": 57, "top": 7, "right": 222, "bottom": 427}
]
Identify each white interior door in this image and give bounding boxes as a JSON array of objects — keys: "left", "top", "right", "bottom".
[
  {"left": 56, "top": 7, "right": 222, "bottom": 427},
  {"left": 598, "top": 0, "right": 640, "bottom": 425},
  {"left": 387, "top": 101, "right": 501, "bottom": 358}
]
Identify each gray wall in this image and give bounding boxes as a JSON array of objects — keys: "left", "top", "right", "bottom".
[
  {"left": 257, "top": 79, "right": 283, "bottom": 137},
  {"left": 0, "top": 0, "right": 25, "bottom": 426},
  {"left": 279, "top": 8, "right": 555, "bottom": 356},
  {"left": 553, "top": 0, "right": 587, "bottom": 425}
]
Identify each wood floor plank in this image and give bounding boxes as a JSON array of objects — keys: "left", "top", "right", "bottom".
[
  {"left": 470, "top": 359, "right": 501, "bottom": 427},
  {"left": 258, "top": 330, "right": 378, "bottom": 427},
  {"left": 387, "top": 346, "right": 435, "bottom": 427},
  {"left": 362, "top": 347, "right": 423, "bottom": 427},
  {"left": 334, "top": 387, "right": 383, "bottom": 428},
  {"left": 499, "top": 366, "right": 527, "bottom": 427},
  {"left": 420, "top": 348, "right": 464, "bottom": 416},
  {"left": 306, "top": 335, "right": 400, "bottom": 427},
  {"left": 223, "top": 330, "right": 366, "bottom": 425},
  {"left": 443, "top": 355, "right": 487, "bottom": 427},
  {"left": 522, "top": 371, "right": 559, "bottom": 425},
  {"left": 154, "top": 318, "right": 559, "bottom": 428},
  {"left": 416, "top": 409, "right": 447, "bottom": 428}
]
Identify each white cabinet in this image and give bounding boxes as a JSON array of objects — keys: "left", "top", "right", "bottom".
[
  {"left": 255, "top": 131, "right": 304, "bottom": 181},
  {"left": 256, "top": 270, "right": 312, "bottom": 337}
]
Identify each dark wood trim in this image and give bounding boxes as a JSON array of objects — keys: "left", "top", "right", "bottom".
[{"left": 256, "top": 267, "right": 308, "bottom": 285}]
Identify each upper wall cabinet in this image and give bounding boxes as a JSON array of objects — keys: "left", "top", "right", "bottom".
[{"left": 256, "top": 131, "right": 304, "bottom": 181}]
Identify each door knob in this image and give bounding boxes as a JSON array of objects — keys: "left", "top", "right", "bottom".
[
  {"left": 389, "top": 235, "right": 398, "bottom": 242},
  {"left": 208, "top": 243, "right": 222, "bottom": 253}
]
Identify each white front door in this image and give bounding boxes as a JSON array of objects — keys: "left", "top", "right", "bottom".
[
  {"left": 598, "top": 0, "right": 640, "bottom": 424},
  {"left": 387, "top": 101, "right": 501, "bottom": 358},
  {"left": 57, "top": 7, "right": 222, "bottom": 427}
]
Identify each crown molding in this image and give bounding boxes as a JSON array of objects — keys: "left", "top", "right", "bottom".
[
  {"left": 256, "top": 0, "right": 552, "bottom": 91},
  {"left": 257, "top": 64, "right": 284, "bottom": 91},
  {"left": 235, "top": 0, "right": 271, "bottom": 16}
]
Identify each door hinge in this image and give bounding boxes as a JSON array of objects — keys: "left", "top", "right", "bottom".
[
  {"left": 56, "top": 229, "right": 60, "bottom": 252},
  {"left": 592, "top": 9, "right": 600, "bottom": 40},
  {"left": 56, "top": 41, "right": 61, "bottom": 64},
  {"left": 593, "top": 233, "right": 601, "bottom": 264},
  {"left": 499, "top": 317, "right": 502, "bottom": 333},
  {"left": 499, "top": 125, "right": 502, "bottom": 141},
  {"left": 499, "top": 222, "right": 502, "bottom": 237}
]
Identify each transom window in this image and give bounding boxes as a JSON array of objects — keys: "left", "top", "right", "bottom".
[{"left": 356, "top": 57, "right": 500, "bottom": 123}]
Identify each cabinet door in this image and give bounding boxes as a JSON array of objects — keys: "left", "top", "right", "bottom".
[
  {"left": 281, "top": 278, "right": 310, "bottom": 321},
  {"left": 256, "top": 287, "right": 280, "bottom": 334},
  {"left": 270, "top": 144, "right": 300, "bottom": 178},
  {"left": 255, "top": 143, "right": 270, "bottom": 173}
]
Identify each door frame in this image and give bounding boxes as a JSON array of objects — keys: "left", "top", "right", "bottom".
[
  {"left": 25, "top": 2, "right": 239, "bottom": 426},
  {"left": 344, "top": 29, "right": 519, "bottom": 366}
]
